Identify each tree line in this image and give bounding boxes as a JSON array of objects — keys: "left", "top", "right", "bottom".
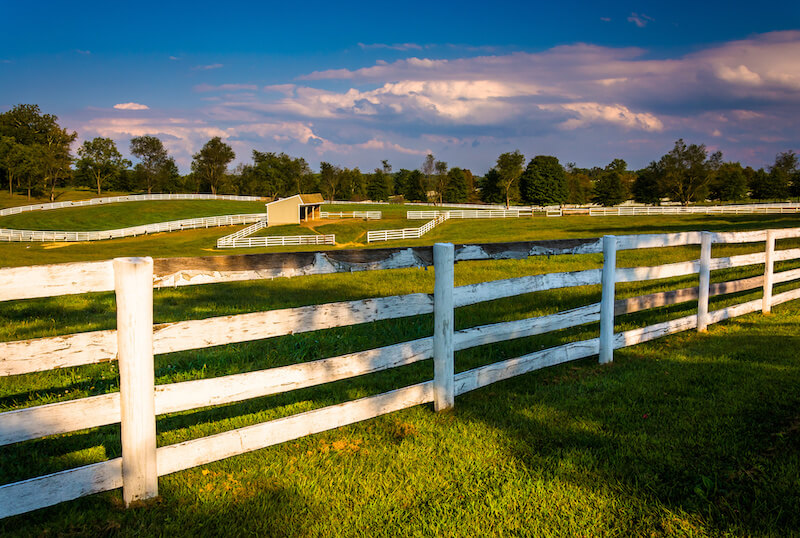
[{"left": 1, "top": 104, "right": 799, "bottom": 205}]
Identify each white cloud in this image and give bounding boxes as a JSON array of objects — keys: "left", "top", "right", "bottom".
[
  {"left": 358, "top": 42, "right": 423, "bottom": 51},
  {"left": 542, "top": 103, "right": 664, "bottom": 131},
  {"left": 113, "top": 102, "right": 150, "bottom": 111},
  {"left": 193, "top": 63, "right": 224, "bottom": 70},
  {"left": 627, "top": 13, "right": 653, "bottom": 28},
  {"left": 194, "top": 83, "right": 258, "bottom": 92}
]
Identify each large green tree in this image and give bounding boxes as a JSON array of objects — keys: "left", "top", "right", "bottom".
[
  {"left": 709, "top": 162, "right": 748, "bottom": 201},
  {"left": 0, "top": 136, "right": 26, "bottom": 195},
  {"left": 520, "top": 155, "right": 567, "bottom": 206},
  {"left": 367, "top": 169, "right": 390, "bottom": 201},
  {"left": 191, "top": 137, "right": 236, "bottom": 195},
  {"left": 319, "top": 161, "right": 341, "bottom": 201},
  {"left": 494, "top": 150, "right": 526, "bottom": 208},
  {"left": 657, "top": 139, "right": 721, "bottom": 205},
  {"left": 592, "top": 159, "right": 630, "bottom": 206},
  {"left": 0, "top": 104, "right": 59, "bottom": 146},
  {"left": 443, "top": 167, "right": 468, "bottom": 203},
  {"left": 77, "top": 137, "right": 130, "bottom": 195},
  {"left": 405, "top": 170, "right": 427, "bottom": 202},
  {"left": 130, "top": 135, "right": 170, "bottom": 194},
  {"left": 632, "top": 162, "right": 664, "bottom": 205}
]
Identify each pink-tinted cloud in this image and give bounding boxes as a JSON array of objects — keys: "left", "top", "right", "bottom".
[{"left": 113, "top": 102, "right": 149, "bottom": 110}]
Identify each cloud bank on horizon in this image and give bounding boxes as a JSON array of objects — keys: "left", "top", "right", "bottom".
[{"left": 27, "top": 30, "right": 800, "bottom": 173}]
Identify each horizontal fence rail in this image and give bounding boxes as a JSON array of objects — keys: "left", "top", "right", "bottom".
[
  {"left": 320, "top": 211, "right": 382, "bottom": 220},
  {"left": 0, "top": 193, "right": 265, "bottom": 218},
  {"left": 367, "top": 213, "right": 450, "bottom": 243},
  {"left": 589, "top": 203, "right": 800, "bottom": 216},
  {"left": 217, "top": 234, "right": 335, "bottom": 249},
  {"left": 1, "top": 228, "right": 800, "bottom": 518},
  {"left": 0, "top": 214, "right": 266, "bottom": 243}
]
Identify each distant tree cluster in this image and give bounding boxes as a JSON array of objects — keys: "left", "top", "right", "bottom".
[{"left": 1, "top": 103, "right": 799, "bottom": 205}]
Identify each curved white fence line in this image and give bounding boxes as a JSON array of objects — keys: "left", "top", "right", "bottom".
[
  {"left": 408, "top": 209, "right": 534, "bottom": 219},
  {"left": 0, "top": 193, "right": 265, "bottom": 218},
  {"left": 217, "top": 234, "right": 336, "bottom": 248},
  {"left": 589, "top": 203, "right": 800, "bottom": 216},
  {"left": 0, "top": 214, "right": 267, "bottom": 243},
  {"left": 368, "top": 213, "right": 450, "bottom": 243}
]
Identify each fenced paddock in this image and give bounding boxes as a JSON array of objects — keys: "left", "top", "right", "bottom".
[
  {"left": 215, "top": 220, "right": 335, "bottom": 248},
  {"left": 367, "top": 213, "right": 450, "bottom": 242},
  {"left": 320, "top": 211, "right": 382, "bottom": 220},
  {"left": 589, "top": 202, "right": 800, "bottom": 216},
  {"left": 0, "top": 193, "right": 264, "bottom": 218},
  {"left": 1, "top": 226, "right": 799, "bottom": 518},
  {"left": 0, "top": 213, "right": 267, "bottom": 243}
]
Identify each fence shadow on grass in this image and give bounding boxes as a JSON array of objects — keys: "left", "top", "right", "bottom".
[{"left": 452, "top": 312, "right": 800, "bottom": 536}]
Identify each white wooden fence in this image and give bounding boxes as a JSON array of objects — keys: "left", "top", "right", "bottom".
[
  {"left": 217, "top": 234, "right": 336, "bottom": 248},
  {"left": 320, "top": 211, "right": 382, "bottom": 220},
  {"left": 589, "top": 203, "right": 800, "bottom": 216},
  {"left": 0, "top": 193, "right": 264, "bottom": 218},
  {"left": 407, "top": 209, "right": 534, "bottom": 219},
  {"left": 0, "top": 214, "right": 267, "bottom": 243},
  {"left": 215, "top": 220, "right": 335, "bottom": 248},
  {"left": 367, "top": 213, "right": 450, "bottom": 243},
  {"left": 1, "top": 226, "right": 800, "bottom": 518}
]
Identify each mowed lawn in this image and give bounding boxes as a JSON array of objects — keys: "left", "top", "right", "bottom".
[
  {"left": 1, "top": 240, "right": 800, "bottom": 535},
  {"left": 1, "top": 199, "right": 800, "bottom": 266},
  {"left": 1, "top": 196, "right": 800, "bottom": 535}
]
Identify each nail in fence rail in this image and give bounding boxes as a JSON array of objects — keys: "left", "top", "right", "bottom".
[
  {"left": 433, "top": 243, "right": 455, "bottom": 411},
  {"left": 113, "top": 257, "right": 158, "bottom": 505},
  {"left": 599, "top": 235, "right": 617, "bottom": 364}
]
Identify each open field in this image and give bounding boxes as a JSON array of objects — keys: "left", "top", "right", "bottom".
[
  {"left": 1, "top": 244, "right": 800, "bottom": 535},
  {"left": 1, "top": 196, "right": 800, "bottom": 535},
  {"left": 0, "top": 198, "right": 799, "bottom": 266}
]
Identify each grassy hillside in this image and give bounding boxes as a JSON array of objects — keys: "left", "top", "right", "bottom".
[
  {"left": 1, "top": 247, "right": 799, "bottom": 536},
  {"left": 1, "top": 208, "right": 799, "bottom": 268}
]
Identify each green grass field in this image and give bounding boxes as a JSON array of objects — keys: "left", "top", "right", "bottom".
[{"left": 1, "top": 194, "right": 800, "bottom": 535}]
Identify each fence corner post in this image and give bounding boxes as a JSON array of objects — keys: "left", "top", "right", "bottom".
[
  {"left": 599, "top": 235, "right": 617, "bottom": 364},
  {"left": 433, "top": 242, "right": 455, "bottom": 411},
  {"left": 697, "top": 231, "right": 713, "bottom": 332},
  {"left": 113, "top": 256, "right": 158, "bottom": 506},
  {"left": 763, "top": 229, "right": 776, "bottom": 314}
]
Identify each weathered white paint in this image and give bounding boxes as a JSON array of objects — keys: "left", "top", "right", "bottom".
[
  {"left": 155, "top": 338, "right": 434, "bottom": 415},
  {"left": 156, "top": 382, "right": 433, "bottom": 476},
  {"left": 775, "top": 267, "right": 800, "bottom": 285},
  {"left": 0, "top": 260, "right": 114, "bottom": 302},
  {"left": 0, "top": 459, "right": 122, "bottom": 519},
  {"left": 453, "top": 269, "right": 602, "bottom": 307},
  {"left": 151, "top": 293, "right": 434, "bottom": 355},
  {"left": 708, "top": 298, "right": 763, "bottom": 324},
  {"left": 454, "top": 339, "right": 600, "bottom": 395},
  {"left": 616, "top": 260, "right": 698, "bottom": 283},
  {"left": 697, "top": 231, "right": 713, "bottom": 331},
  {"left": 613, "top": 314, "right": 698, "bottom": 348},
  {"left": 763, "top": 230, "right": 776, "bottom": 314},
  {"left": 0, "top": 393, "right": 120, "bottom": 446},
  {"left": 599, "top": 235, "right": 617, "bottom": 364},
  {"left": 114, "top": 257, "right": 158, "bottom": 505},
  {"left": 771, "top": 287, "right": 800, "bottom": 307},
  {"left": 433, "top": 243, "right": 455, "bottom": 411},
  {"left": 616, "top": 232, "right": 701, "bottom": 250},
  {"left": 0, "top": 330, "right": 116, "bottom": 376},
  {"left": 455, "top": 303, "right": 602, "bottom": 351}
]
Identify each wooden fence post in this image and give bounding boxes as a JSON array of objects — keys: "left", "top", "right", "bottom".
[
  {"left": 599, "top": 235, "right": 617, "bottom": 364},
  {"left": 113, "top": 257, "right": 158, "bottom": 505},
  {"left": 433, "top": 243, "right": 455, "bottom": 411},
  {"left": 763, "top": 229, "right": 776, "bottom": 314},
  {"left": 697, "top": 231, "right": 713, "bottom": 332}
]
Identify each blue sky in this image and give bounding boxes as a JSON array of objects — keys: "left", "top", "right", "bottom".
[{"left": 1, "top": 1, "right": 799, "bottom": 173}]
